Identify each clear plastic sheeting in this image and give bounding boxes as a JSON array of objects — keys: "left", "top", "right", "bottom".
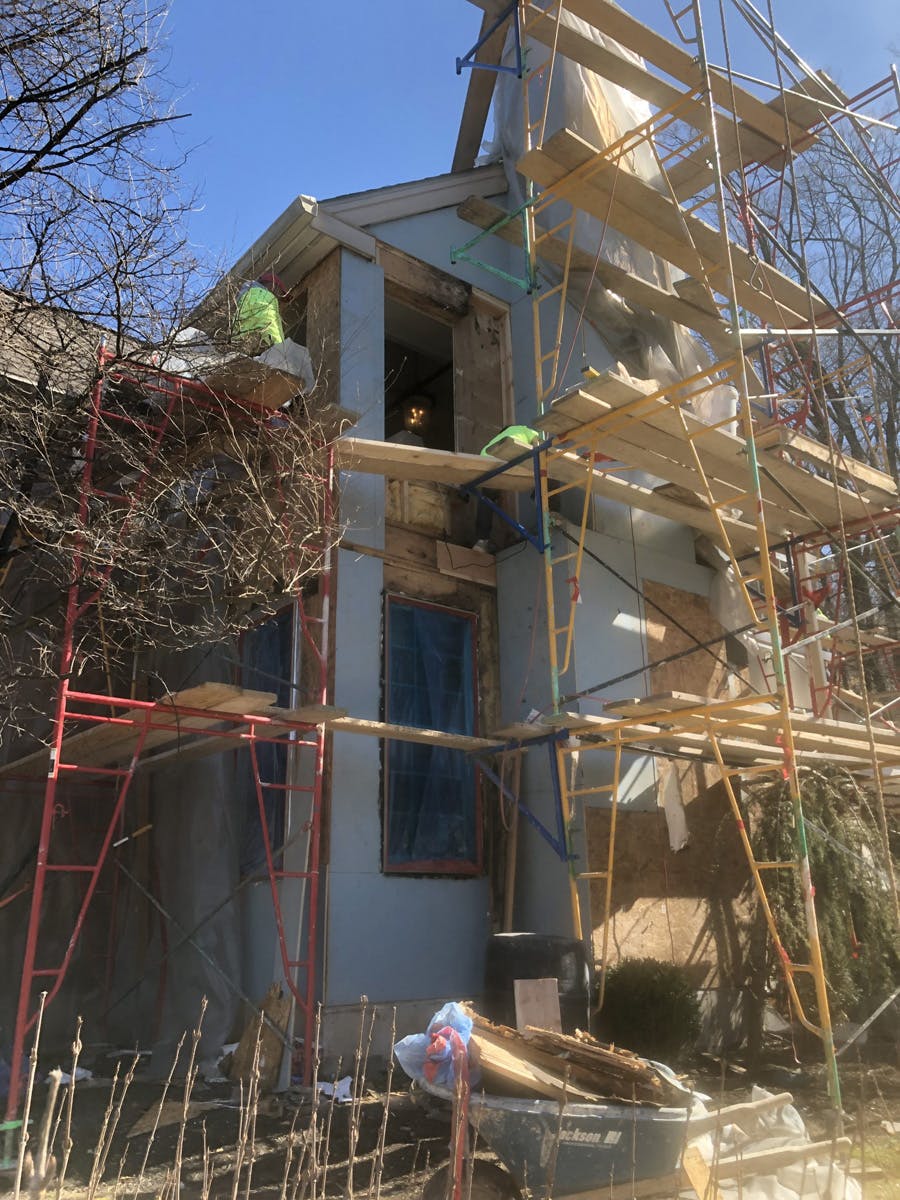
[
  {"left": 487, "top": 8, "right": 737, "bottom": 425},
  {"left": 688, "top": 1087, "right": 860, "bottom": 1200}
]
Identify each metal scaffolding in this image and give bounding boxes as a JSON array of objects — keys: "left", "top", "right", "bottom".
[
  {"left": 455, "top": 0, "right": 900, "bottom": 1120},
  {"left": 1, "top": 356, "right": 337, "bottom": 1121}
]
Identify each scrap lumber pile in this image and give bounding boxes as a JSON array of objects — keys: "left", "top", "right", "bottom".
[{"left": 467, "top": 1011, "right": 684, "bottom": 1107}]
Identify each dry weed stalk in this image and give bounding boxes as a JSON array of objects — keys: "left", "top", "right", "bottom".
[
  {"left": 230, "top": 1009, "right": 264, "bottom": 1200},
  {"left": 49, "top": 1015, "right": 81, "bottom": 1199},
  {"left": 369, "top": 1009, "right": 395, "bottom": 1200},
  {"left": 6, "top": 998, "right": 411, "bottom": 1200},
  {"left": 172, "top": 996, "right": 207, "bottom": 1198},
  {"left": 131, "top": 1031, "right": 185, "bottom": 1198},
  {"left": 318, "top": 1057, "right": 343, "bottom": 1197},
  {"left": 346, "top": 997, "right": 376, "bottom": 1200},
  {"left": 13, "top": 990, "right": 47, "bottom": 1200}
]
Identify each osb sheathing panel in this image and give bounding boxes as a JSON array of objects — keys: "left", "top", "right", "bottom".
[
  {"left": 586, "top": 777, "right": 755, "bottom": 987},
  {"left": 642, "top": 578, "right": 732, "bottom": 698},
  {"left": 304, "top": 248, "right": 341, "bottom": 412},
  {"left": 585, "top": 579, "right": 755, "bottom": 988}
]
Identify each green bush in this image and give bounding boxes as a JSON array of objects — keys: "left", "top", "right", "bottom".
[
  {"left": 748, "top": 765, "right": 900, "bottom": 1024},
  {"left": 597, "top": 958, "right": 701, "bottom": 1064}
]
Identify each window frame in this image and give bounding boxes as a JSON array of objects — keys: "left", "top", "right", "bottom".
[{"left": 382, "top": 594, "right": 482, "bottom": 876}]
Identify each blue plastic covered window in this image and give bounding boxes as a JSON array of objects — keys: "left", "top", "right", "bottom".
[{"left": 384, "top": 597, "right": 480, "bottom": 873}]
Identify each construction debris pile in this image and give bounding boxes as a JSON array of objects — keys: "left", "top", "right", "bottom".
[
  {"left": 467, "top": 1011, "right": 685, "bottom": 1106},
  {"left": 394, "top": 1001, "right": 686, "bottom": 1107}
]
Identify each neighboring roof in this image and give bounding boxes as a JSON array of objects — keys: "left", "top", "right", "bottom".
[{"left": 0, "top": 290, "right": 104, "bottom": 394}]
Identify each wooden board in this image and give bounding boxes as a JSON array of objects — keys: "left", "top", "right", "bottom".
[
  {"left": 458, "top": 196, "right": 733, "bottom": 347},
  {"left": 456, "top": 195, "right": 768, "bottom": 397},
  {"left": 532, "top": 373, "right": 822, "bottom": 535},
  {"left": 595, "top": 694, "right": 900, "bottom": 763},
  {"left": 305, "top": 248, "right": 342, "bottom": 412},
  {"left": 547, "top": 708, "right": 897, "bottom": 771},
  {"left": 666, "top": 77, "right": 834, "bottom": 200},
  {"left": 334, "top": 437, "right": 533, "bottom": 492},
  {"left": 230, "top": 982, "right": 292, "bottom": 1093},
  {"left": 202, "top": 354, "right": 305, "bottom": 411},
  {"left": 0, "top": 684, "right": 279, "bottom": 779},
  {"left": 469, "top": 1031, "right": 603, "bottom": 1103},
  {"left": 436, "top": 539, "right": 496, "bottom": 588},
  {"left": 513, "top": 978, "right": 562, "bottom": 1034},
  {"left": 515, "top": 0, "right": 722, "bottom": 136},
  {"left": 127, "top": 1098, "right": 219, "bottom": 1139},
  {"left": 328, "top": 716, "right": 496, "bottom": 751},
  {"left": 452, "top": 8, "right": 510, "bottom": 172},
  {"left": 548, "top": 369, "right": 885, "bottom": 532},
  {"left": 518, "top": 128, "right": 828, "bottom": 328},
  {"left": 603, "top": 692, "right": 777, "bottom": 720},
  {"left": 489, "top": 435, "right": 761, "bottom": 556},
  {"left": 755, "top": 424, "right": 897, "bottom": 503},
  {"left": 453, "top": 296, "right": 510, "bottom": 454},
  {"left": 556, "top": 0, "right": 810, "bottom": 146},
  {"left": 379, "top": 241, "right": 470, "bottom": 323},
  {"left": 510, "top": 0, "right": 816, "bottom": 205}
]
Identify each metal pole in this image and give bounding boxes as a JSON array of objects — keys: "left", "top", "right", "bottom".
[{"left": 690, "top": 0, "right": 843, "bottom": 1117}]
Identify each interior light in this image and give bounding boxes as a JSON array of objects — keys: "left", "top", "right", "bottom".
[{"left": 403, "top": 394, "right": 433, "bottom": 434}]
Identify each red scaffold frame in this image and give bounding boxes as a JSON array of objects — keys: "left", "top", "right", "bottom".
[{"left": 4, "top": 353, "right": 336, "bottom": 1120}]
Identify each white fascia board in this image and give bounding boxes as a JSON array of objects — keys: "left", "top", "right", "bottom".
[
  {"left": 310, "top": 210, "right": 376, "bottom": 260},
  {"left": 320, "top": 164, "right": 508, "bottom": 228},
  {"left": 231, "top": 195, "right": 319, "bottom": 280},
  {"left": 230, "top": 197, "right": 376, "bottom": 285}
]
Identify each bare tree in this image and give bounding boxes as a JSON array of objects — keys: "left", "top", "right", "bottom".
[
  {"left": 749, "top": 120, "right": 900, "bottom": 697},
  {"left": 0, "top": 3, "right": 339, "bottom": 744},
  {"left": 0, "top": 0, "right": 210, "bottom": 350}
]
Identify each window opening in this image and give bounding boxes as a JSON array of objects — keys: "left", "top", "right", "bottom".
[
  {"left": 238, "top": 605, "right": 295, "bottom": 876},
  {"left": 384, "top": 298, "right": 454, "bottom": 450}
]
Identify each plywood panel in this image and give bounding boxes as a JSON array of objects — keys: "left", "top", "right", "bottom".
[
  {"left": 304, "top": 248, "right": 341, "bottom": 411},
  {"left": 584, "top": 581, "right": 754, "bottom": 987},
  {"left": 453, "top": 298, "right": 511, "bottom": 455},
  {"left": 585, "top": 785, "right": 753, "bottom": 987}
]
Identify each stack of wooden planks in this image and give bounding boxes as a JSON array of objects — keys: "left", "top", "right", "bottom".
[{"left": 467, "top": 1010, "right": 685, "bottom": 1107}]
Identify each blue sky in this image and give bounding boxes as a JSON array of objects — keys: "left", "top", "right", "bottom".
[{"left": 164, "top": 1, "right": 898, "bottom": 268}]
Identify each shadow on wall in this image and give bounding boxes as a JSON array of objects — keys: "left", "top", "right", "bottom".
[{"left": 585, "top": 771, "right": 756, "bottom": 993}]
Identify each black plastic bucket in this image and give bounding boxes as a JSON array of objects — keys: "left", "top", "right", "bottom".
[{"left": 483, "top": 932, "right": 591, "bottom": 1034}]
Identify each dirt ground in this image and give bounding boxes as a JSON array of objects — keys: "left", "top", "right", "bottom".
[{"left": 3, "top": 1048, "right": 899, "bottom": 1199}]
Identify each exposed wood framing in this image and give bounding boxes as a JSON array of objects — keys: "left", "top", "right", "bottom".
[
  {"left": 453, "top": 294, "right": 512, "bottom": 453},
  {"left": 378, "top": 242, "right": 471, "bottom": 324}
]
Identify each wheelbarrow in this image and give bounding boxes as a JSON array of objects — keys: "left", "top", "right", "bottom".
[
  {"left": 416, "top": 1082, "right": 849, "bottom": 1200},
  {"left": 417, "top": 1079, "right": 692, "bottom": 1200}
]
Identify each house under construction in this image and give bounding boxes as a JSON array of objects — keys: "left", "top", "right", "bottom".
[{"left": 1, "top": 0, "right": 898, "bottom": 1126}]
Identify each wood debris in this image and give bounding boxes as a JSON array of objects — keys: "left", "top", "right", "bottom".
[
  {"left": 230, "top": 982, "right": 291, "bottom": 1094},
  {"left": 467, "top": 1010, "right": 685, "bottom": 1106},
  {"left": 127, "top": 1098, "right": 220, "bottom": 1138}
]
